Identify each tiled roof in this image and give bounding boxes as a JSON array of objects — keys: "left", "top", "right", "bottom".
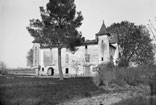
[
  {"left": 96, "top": 21, "right": 110, "bottom": 36},
  {"left": 109, "top": 34, "right": 118, "bottom": 44},
  {"left": 38, "top": 21, "right": 118, "bottom": 49},
  {"left": 40, "top": 39, "right": 117, "bottom": 49},
  {"left": 83, "top": 40, "right": 98, "bottom": 45}
]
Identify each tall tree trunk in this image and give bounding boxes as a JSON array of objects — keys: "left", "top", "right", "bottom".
[{"left": 58, "top": 47, "right": 64, "bottom": 80}]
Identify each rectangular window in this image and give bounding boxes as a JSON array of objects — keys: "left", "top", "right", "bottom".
[
  {"left": 101, "top": 57, "right": 103, "bottom": 61},
  {"left": 85, "top": 45, "right": 88, "bottom": 49},
  {"left": 65, "top": 68, "right": 69, "bottom": 74},
  {"left": 42, "top": 67, "right": 44, "bottom": 71}
]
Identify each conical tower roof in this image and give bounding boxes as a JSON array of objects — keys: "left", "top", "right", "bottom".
[{"left": 96, "top": 21, "right": 110, "bottom": 36}]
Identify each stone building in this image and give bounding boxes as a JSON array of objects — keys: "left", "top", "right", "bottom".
[{"left": 33, "top": 22, "right": 119, "bottom": 76}]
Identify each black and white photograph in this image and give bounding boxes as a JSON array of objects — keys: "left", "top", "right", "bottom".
[{"left": 0, "top": 0, "right": 156, "bottom": 105}]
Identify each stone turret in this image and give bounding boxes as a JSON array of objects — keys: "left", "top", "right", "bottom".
[{"left": 96, "top": 21, "right": 110, "bottom": 63}]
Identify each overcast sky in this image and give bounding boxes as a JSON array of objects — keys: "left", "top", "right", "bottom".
[{"left": 0, "top": 0, "right": 156, "bottom": 68}]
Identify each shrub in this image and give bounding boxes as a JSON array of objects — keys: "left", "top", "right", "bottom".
[
  {"left": 93, "top": 62, "right": 156, "bottom": 93},
  {"left": 92, "top": 73, "right": 101, "bottom": 86},
  {"left": 112, "top": 68, "right": 127, "bottom": 86},
  {"left": 115, "top": 67, "right": 142, "bottom": 86},
  {"left": 0, "top": 70, "right": 8, "bottom": 75},
  {"left": 135, "top": 64, "right": 156, "bottom": 95},
  {"left": 92, "top": 62, "right": 116, "bottom": 88},
  {"left": 84, "top": 91, "right": 91, "bottom": 97}
]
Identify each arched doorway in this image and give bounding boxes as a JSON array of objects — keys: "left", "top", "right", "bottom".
[{"left": 47, "top": 67, "right": 54, "bottom": 76}]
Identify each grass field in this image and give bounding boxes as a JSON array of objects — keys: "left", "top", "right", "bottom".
[{"left": 0, "top": 75, "right": 105, "bottom": 105}]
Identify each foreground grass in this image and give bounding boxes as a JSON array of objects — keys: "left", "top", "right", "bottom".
[{"left": 0, "top": 75, "right": 104, "bottom": 105}]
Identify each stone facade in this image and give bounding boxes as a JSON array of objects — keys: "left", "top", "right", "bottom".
[{"left": 33, "top": 22, "right": 119, "bottom": 76}]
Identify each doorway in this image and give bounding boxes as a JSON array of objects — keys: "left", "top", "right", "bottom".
[{"left": 47, "top": 67, "right": 54, "bottom": 76}]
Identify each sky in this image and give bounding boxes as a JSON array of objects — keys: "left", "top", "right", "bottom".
[{"left": 0, "top": 0, "right": 156, "bottom": 68}]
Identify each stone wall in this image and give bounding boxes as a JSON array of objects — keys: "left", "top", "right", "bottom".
[{"left": 38, "top": 44, "right": 100, "bottom": 76}]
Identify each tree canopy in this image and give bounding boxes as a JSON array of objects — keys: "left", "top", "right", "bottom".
[
  {"left": 26, "top": 0, "right": 84, "bottom": 80},
  {"left": 27, "top": 0, "right": 84, "bottom": 50},
  {"left": 107, "top": 21, "right": 154, "bottom": 67}
]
